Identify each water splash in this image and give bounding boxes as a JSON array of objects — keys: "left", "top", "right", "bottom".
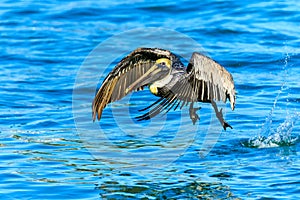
[
  {"left": 245, "top": 112, "right": 300, "bottom": 148},
  {"left": 243, "top": 51, "right": 300, "bottom": 148}
]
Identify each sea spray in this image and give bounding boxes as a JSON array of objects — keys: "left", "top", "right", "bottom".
[
  {"left": 244, "top": 112, "right": 300, "bottom": 148},
  {"left": 243, "top": 52, "right": 299, "bottom": 148}
]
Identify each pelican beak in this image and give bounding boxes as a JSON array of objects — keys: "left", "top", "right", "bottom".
[{"left": 125, "top": 64, "right": 166, "bottom": 94}]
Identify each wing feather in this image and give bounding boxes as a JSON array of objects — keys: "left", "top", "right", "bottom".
[
  {"left": 186, "top": 52, "right": 236, "bottom": 110},
  {"left": 135, "top": 72, "right": 193, "bottom": 120},
  {"left": 92, "top": 47, "right": 177, "bottom": 121}
]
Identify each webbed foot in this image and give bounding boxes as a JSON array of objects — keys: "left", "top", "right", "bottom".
[
  {"left": 212, "top": 102, "right": 233, "bottom": 130},
  {"left": 189, "top": 104, "right": 201, "bottom": 125},
  {"left": 216, "top": 109, "right": 232, "bottom": 130}
]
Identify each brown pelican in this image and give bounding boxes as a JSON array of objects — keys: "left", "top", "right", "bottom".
[{"left": 92, "top": 48, "right": 236, "bottom": 130}]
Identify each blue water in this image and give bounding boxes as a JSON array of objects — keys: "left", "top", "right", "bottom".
[{"left": 1, "top": 0, "right": 300, "bottom": 199}]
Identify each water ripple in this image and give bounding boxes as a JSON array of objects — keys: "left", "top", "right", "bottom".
[{"left": 1, "top": 0, "right": 300, "bottom": 199}]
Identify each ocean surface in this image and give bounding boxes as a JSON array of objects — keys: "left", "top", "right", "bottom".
[{"left": 1, "top": 0, "right": 300, "bottom": 199}]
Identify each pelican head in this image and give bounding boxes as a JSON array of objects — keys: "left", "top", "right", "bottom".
[{"left": 125, "top": 58, "right": 171, "bottom": 94}]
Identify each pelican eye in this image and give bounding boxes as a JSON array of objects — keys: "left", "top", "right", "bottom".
[{"left": 156, "top": 58, "right": 171, "bottom": 68}]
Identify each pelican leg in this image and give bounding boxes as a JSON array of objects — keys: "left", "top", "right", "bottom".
[
  {"left": 211, "top": 100, "right": 232, "bottom": 130},
  {"left": 189, "top": 102, "right": 201, "bottom": 125}
]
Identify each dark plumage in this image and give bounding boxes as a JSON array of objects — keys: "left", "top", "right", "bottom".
[{"left": 92, "top": 47, "right": 236, "bottom": 130}]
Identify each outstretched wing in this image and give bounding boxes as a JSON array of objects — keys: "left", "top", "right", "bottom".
[
  {"left": 92, "top": 47, "right": 177, "bottom": 121},
  {"left": 136, "top": 52, "right": 236, "bottom": 121},
  {"left": 186, "top": 52, "right": 236, "bottom": 110}
]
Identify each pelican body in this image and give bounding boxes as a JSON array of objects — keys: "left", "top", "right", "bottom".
[{"left": 92, "top": 48, "right": 236, "bottom": 130}]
